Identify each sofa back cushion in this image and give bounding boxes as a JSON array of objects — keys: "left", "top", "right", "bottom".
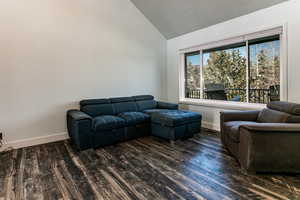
[
  {"left": 132, "top": 95, "right": 154, "bottom": 101},
  {"left": 257, "top": 108, "right": 290, "bottom": 123},
  {"left": 132, "top": 95, "right": 157, "bottom": 111},
  {"left": 80, "top": 99, "right": 114, "bottom": 117},
  {"left": 136, "top": 100, "right": 157, "bottom": 111},
  {"left": 110, "top": 97, "right": 138, "bottom": 114}
]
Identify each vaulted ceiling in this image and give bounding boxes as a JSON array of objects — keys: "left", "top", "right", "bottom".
[{"left": 130, "top": 0, "right": 288, "bottom": 39}]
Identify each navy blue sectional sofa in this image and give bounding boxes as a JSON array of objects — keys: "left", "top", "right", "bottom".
[
  {"left": 67, "top": 95, "right": 201, "bottom": 151},
  {"left": 67, "top": 95, "right": 176, "bottom": 150}
]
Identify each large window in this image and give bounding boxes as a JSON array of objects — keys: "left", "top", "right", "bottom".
[{"left": 183, "top": 29, "right": 282, "bottom": 105}]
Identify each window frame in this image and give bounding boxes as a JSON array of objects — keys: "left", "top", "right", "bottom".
[{"left": 178, "top": 25, "right": 288, "bottom": 110}]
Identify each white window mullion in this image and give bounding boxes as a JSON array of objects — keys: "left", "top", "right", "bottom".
[
  {"left": 246, "top": 40, "right": 250, "bottom": 103},
  {"left": 200, "top": 50, "right": 204, "bottom": 99},
  {"left": 179, "top": 53, "right": 185, "bottom": 101},
  {"left": 280, "top": 24, "right": 288, "bottom": 101}
]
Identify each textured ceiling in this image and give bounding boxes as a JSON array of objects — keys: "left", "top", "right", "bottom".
[{"left": 130, "top": 0, "right": 288, "bottom": 39}]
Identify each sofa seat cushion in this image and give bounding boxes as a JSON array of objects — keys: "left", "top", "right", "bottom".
[
  {"left": 151, "top": 110, "right": 202, "bottom": 127},
  {"left": 93, "top": 115, "right": 126, "bottom": 131},
  {"left": 223, "top": 121, "right": 258, "bottom": 142},
  {"left": 118, "top": 112, "right": 150, "bottom": 126},
  {"left": 143, "top": 109, "right": 168, "bottom": 115}
]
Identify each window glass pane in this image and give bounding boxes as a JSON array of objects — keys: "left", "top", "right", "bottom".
[
  {"left": 185, "top": 52, "right": 201, "bottom": 98},
  {"left": 202, "top": 46, "right": 247, "bottom": 102},
  {"left": 249, "top": 39, "right": 280, "bottom": 104}
]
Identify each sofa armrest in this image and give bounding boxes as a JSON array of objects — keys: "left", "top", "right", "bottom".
[
  {"left": 220, "top": 110, "right": 260, "bottom": 123},
  {"left": 67, "top": 110, "right": 92, "bottom": 121},
  {"left": 67, "top": 110, "right": 93, "bottom": 151},
  {"left": 157, "top": 101, "right": 178, "bottom": 110},
  {"left": 238, "top": 123, "right": 300, "bottom": 172},
  {"left": 240, "top": 123, "right": 300, "bottom": 132}
]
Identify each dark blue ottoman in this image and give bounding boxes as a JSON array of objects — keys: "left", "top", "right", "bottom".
[{"left": 151, "top": 110, "right": 202, "bottom": 141}]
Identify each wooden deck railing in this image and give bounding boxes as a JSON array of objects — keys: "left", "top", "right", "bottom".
[{"left": 186, "top": 88, "right": 273, "bottom": 104}]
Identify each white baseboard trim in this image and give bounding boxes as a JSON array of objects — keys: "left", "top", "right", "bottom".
[
  {"left": 0, "top": 132, "right": 69, "bottom": 151},
  {"left": 0, "top": 121, "right": 218, "bottom": 151},
  {"left": 202, "top": 121, "right": 220, "bottom": 131}
]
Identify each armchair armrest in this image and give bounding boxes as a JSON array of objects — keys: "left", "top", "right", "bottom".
[
  {"left": 157, "top": 101, "right": 178, "bottom": 110},
  {"left": 220, "top": 110, "right": 260, "bottom": 123},
  {"left": 238, "top": 123, "right": 300, "bottom": 172},
  {"left": 67, "top": 110, "right": 93, "bottom": 151},
  {"left": 240, "top": 123, "right": 300, "bottom": 132}
]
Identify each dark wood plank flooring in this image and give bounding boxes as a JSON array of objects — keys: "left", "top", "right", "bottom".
[{"left": 1, "top": 129, "right": 300, "bottom": 200}]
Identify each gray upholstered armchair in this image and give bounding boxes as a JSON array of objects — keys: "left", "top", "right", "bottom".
[{"left": 220, "top": 101, "right": 300, "bottom": 173}]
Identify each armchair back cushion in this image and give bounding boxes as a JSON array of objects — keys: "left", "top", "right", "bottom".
[
  {"left": 80, "top": 99, "right": 114, "bottom": 117},
  {"left": 286, "top": 115, "right": 300, "bottom": 123},
  {"left": 266, "top": 101, "right": 300, "bottom": 123},
  {"left": 267, "top": 101, "right": 300, "bottom": 115},
  {"left": 257, "top": 108, "right": 290, "bottom": 123}
]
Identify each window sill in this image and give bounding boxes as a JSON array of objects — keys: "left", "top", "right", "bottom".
[{"left": 179, "top": 98, "right": 266, "bottom": 110}]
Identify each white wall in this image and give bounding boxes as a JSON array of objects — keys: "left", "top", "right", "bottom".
[
  {"left": 0, "top": 0, "right": 166, "bottom": 146},
  {"left": 167, "top": 0, "right": 300, "bottom": 130}
]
